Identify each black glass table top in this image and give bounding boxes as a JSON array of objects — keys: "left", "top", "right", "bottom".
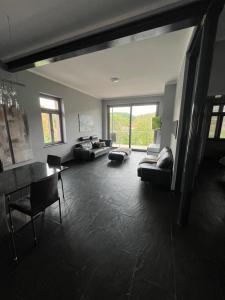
[{"left": 0, "top": 162, "right": 67, "bottom": 196}]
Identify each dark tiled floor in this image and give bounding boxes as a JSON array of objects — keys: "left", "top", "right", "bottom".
[{"left": 1, "top": 153, "right": 225, "bottom": 300}]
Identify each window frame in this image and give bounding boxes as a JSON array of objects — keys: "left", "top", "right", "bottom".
[
  {"left": 208, "top": 96, "right": 225, "bottom": 141},
  {"left": 40, "top": 93, "right": 64, "bottom": 146},
  {"left": 107, "top": 102, "right": 159, "bottom": 150}
]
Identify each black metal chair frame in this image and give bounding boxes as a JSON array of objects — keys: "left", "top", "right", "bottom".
[
  {"left": 8, "top": 174, "right": 62, "bottom": 262},
  {"left": 47, "top": 155, "right": 65, "bottom": 200}
]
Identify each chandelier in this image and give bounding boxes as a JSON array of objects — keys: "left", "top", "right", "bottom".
[{"left": 0, "top": 80, "right": 20, "bottom": 109}]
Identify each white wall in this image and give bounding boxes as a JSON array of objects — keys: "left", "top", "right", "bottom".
[
  {"left": 0, "top": 69, "right": 102, "bottom": 167},
  {"left": 161, "top": 83, "right": 176, "bottom": 148},
  {"left": 102, "top": 82, "right": 176, "bottom": 149},
  {"left": 170, "top": 60, "right": 186, "bottom": 190}
]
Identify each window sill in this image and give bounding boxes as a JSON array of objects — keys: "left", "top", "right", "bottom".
[{"left": 44, "top": 142, "right": 66, "bottom": 148}]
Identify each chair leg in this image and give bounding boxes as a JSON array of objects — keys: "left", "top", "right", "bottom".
[
  {"left": 58, "top": 199, "right": 62, "bottom": 224},
  {"left": 8, "top": 208, "right": 18, "bottom": 263},
  {"left": 60, "top": 178, "right": 65, "bottom": 200},
  {"left": 31, "top": 216, "right": 37, "bottom": 245}
]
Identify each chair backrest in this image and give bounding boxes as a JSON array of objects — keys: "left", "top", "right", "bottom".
[
  {"left": 47, "top": 155, "right": 61, "bottom": 168},
  {"left": 0, "top": 159, "right": 3, "bottom": 173},
  {"left": 0, "top": 197, "right": 9, "bottom": 238},
  {"left": 30, "top": 173, "right": 59, "bottom": 214}
]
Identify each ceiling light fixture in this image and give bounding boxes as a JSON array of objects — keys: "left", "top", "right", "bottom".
[{"left": 111, "top": 77, "right": 120, "bottom": 83}]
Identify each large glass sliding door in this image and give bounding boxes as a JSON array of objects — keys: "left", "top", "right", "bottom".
[
  {"left": 131, "top": 104, "right": 158, "bottom": 150},
  {"left": 109, "top": 104, "right": 158, "bottom": 150},
  {"left": 109, "top": 106, "right": 131, "bottom": 147}
]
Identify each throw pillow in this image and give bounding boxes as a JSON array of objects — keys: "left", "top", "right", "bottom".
[
  {"left": 99, "top": 141, "right": 106, "bottom": 147},
  {"left": 92, "top": 142, "right": 101, "bottom": 148},
  {"left": 156, "top": 152, "right": 173, "bottom": 169}
]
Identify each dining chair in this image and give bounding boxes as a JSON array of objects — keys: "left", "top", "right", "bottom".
[
  {"left": 0, "top": 159, "right": 3, "bottom": 173},
  {"left": 0, "top": 195, "right": 18, "bottom": 262},
  {"left": 47, "top": 155, "right": 65, "bottom": 200},
  {"left": 8, "top": 173, "right": 62, "bottom": 260}
]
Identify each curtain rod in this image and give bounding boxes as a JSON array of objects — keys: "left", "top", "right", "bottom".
[{"left": 0, "top": 78, "right": 26, "bottom": 87}]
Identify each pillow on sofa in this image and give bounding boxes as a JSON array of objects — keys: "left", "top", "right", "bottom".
[
  {"left": 156, "top": 151, "right": 173, "bottom": 169},
  {"left": 159, "top": 147, "right": 170, "bottom": 156},
  {"left": 92, "top": 142, "right": 101, "bottom": 148},
  {"left": 92, "top": 141, "right": 106, "bottom": 148},
  {"left": 99, "top": 141, "right": 106, "bottom": 147},
  {"left": 82, "top": 141, "right": 92, "bottom": 150}
]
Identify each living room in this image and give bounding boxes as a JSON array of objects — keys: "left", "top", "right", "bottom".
[
  {"left": 0, "top": 27, "right": 193, "bottom": 168},
  {"left": 0, "top": 1, "right": 225, "bottom": 299}
]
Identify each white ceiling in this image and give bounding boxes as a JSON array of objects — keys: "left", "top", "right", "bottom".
[
  {"left": 31, "top": 28, "right": 193, "bottom": 99},
  {"left": 0, "top": 0, "right": 224, "bottom": 62},
  {"left": 0, "top": 0, "right": 196, "bottom": 62}
]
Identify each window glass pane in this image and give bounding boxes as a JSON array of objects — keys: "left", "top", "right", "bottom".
[
  {"left": 212, "top": 105, "right": 220, "bottom": 112},
  {"left": 40, "top": 97, "right": 59, "bottom": 110},
  {"left": 220, "top": 117, "right": 225, "bottom": 138},
  {"left": 52, "top": 114, "right": 62, "bottom": 143},
  {"left": 223, "top": 106, "right": 225, "bottom": 112},
  {"left": 109, "top": 106, "right": 130, "bottom": 147},
  {"left": 208, "top": 116, "right": 218, "bottom": 138},
  {"left": 131, "top": 105, "right": 158, "bottom": 150},
  {"left": 41, "top": 113, "right": 52, "bottom": 144}
]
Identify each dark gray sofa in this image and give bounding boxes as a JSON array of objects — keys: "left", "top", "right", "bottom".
[
  {"left": 73, "top": 137, "right": 112, "bottom": 160},
  {"left": 137, "top": 147, "right": 173, "bottom": 188}
]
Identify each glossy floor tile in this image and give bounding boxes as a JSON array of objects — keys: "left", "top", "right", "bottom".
[{"left": 1, "top": 154, "right": 225, "bottom": 300}]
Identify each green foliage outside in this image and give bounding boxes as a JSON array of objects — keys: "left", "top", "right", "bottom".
[
  {"left": 110, "top": 112, "right": 157, "bottom": 146},
  {"left": 152, "top": 116, "right": 161, "bottom": 130}
]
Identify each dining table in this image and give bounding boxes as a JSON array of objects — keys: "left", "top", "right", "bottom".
[{"left": 0, "top": 162, "right": 67, "bottom": 239}]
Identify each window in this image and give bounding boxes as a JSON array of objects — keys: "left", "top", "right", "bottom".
[
  {"left": 40, "top": 94, "right": 63, "bottom": 145},
  {"left": 208, "top": 100, "right": 225, "bottom": 139}
]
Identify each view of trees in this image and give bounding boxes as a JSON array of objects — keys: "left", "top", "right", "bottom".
[{"left": 110, "top": 112, "right": 156, "bottom": 147}]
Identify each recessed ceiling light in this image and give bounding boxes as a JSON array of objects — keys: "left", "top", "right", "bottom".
[{"left": 111, "top": 77, "right": 120, "bottom": 83}]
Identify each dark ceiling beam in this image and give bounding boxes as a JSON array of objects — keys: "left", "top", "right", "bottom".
[{"left": 4, "top": 0, "right": 210, "bottom": 72}]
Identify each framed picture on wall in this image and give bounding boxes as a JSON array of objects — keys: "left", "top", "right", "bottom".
[{"left": 78, "top": 114, "right": 94, "bottom": 132}]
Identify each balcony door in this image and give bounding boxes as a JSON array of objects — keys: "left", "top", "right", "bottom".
[
  {"left": 131, "top": 104, "right": 158, "bottom": 150},
  {"left": 109, "top": 106, "right": 131, "bottom": 148},
  {"left": 109, "top": 104, "right": 158, "bottom": 150}
]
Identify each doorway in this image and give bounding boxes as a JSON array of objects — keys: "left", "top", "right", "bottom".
[{"left": 109, "top": 104, "right": 159, "bottom": 150}]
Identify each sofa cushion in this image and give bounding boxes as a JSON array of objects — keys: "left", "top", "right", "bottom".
[
  {"left": 81, "top": 141, "right": 93, "bottom": 150},
  {"left": 156, "top": 151, "right": 173, "bottom": 169},
  {"left": 159, "top": 146, "right": 170, "bottom": 156},
  {"left": 92, "top": 147, "right": 110, "bottom": 157}
]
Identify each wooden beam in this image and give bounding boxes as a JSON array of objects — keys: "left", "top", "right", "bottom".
[{"left": 4, "top": 1, "right": 210, "bottom": 72}]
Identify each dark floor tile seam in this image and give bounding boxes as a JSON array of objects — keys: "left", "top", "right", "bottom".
[{"left": 170, "top": 223, "right": 177, "bottom": 300}]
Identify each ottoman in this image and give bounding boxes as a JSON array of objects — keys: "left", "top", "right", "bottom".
[{"left": 108, "top": 148, "right": 132, "bottom": 161}]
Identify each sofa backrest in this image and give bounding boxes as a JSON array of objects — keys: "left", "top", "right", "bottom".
[{"left": 74, "top": 140, "right": 93, "bottom": 150}]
